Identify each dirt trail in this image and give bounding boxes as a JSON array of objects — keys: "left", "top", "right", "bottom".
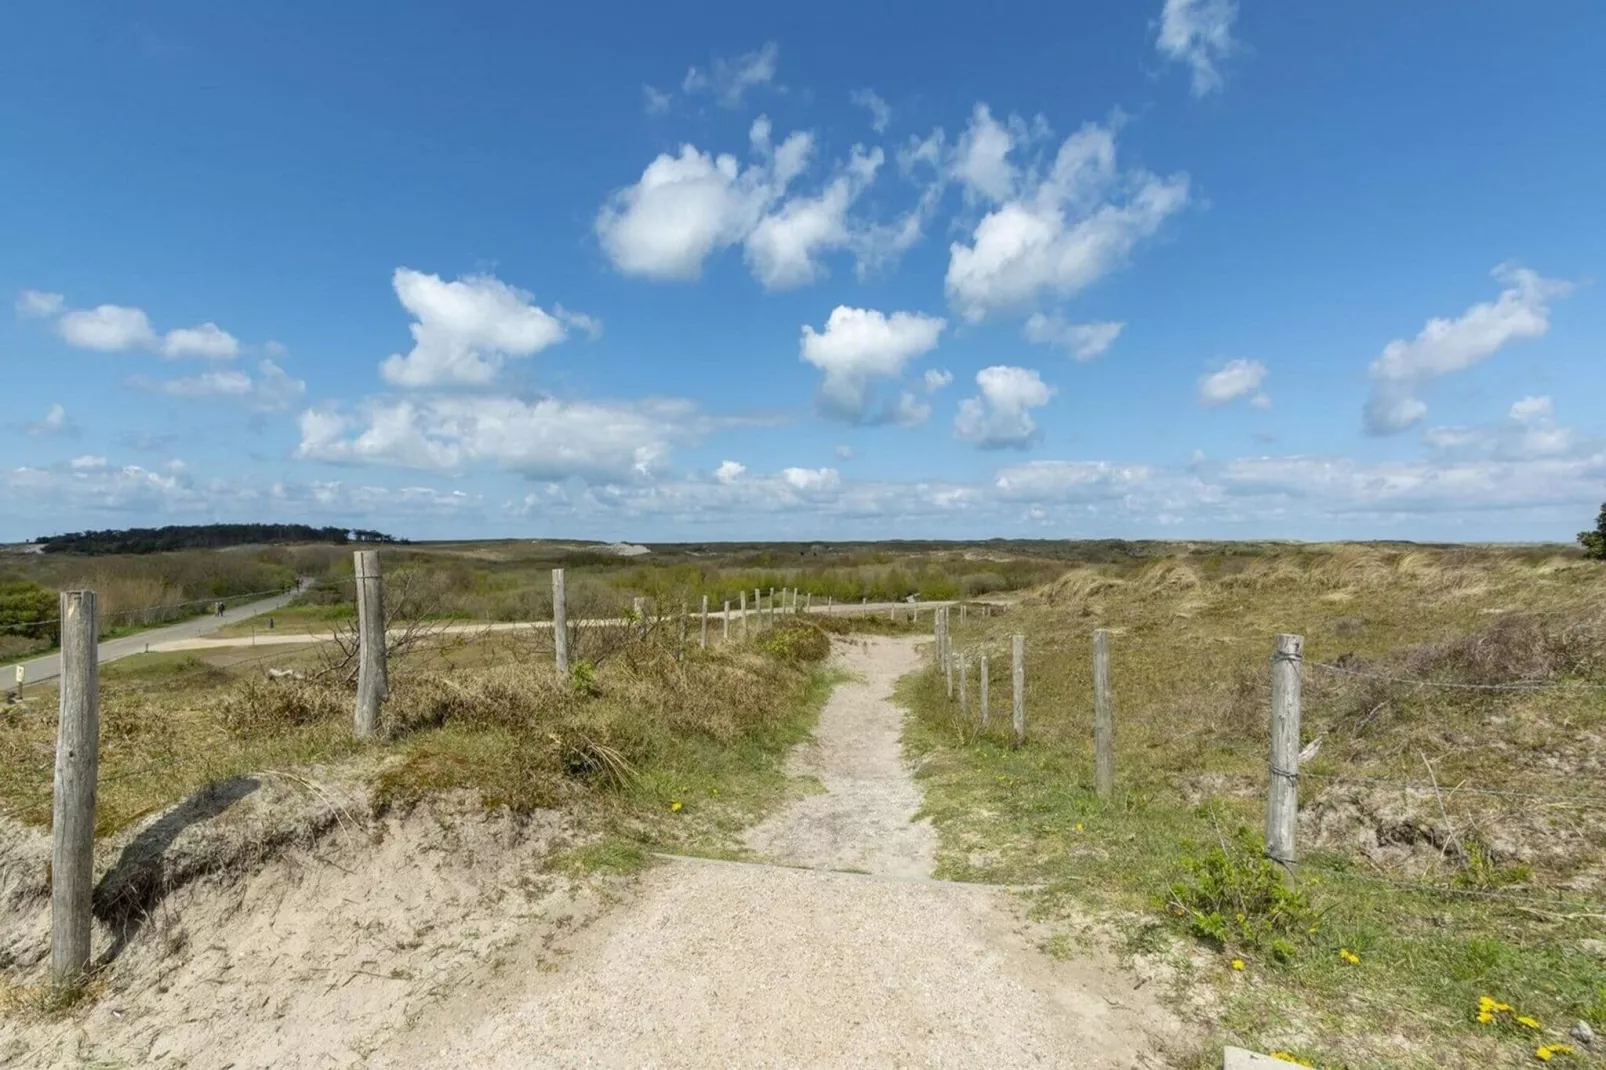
[{"left": 374, "top": 636, "right": 1186, "bottom": 1069}]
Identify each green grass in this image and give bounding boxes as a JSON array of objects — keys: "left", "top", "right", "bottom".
[{"left": 900, "top": 544, "right": 1606, "bottom": 1069}]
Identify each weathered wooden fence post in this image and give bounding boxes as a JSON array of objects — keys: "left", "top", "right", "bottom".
[
  {"left": 958, "top": 650, "right": 968, "bottom": 716},
  {"left": 552, "top": 568, "right": 569, "bottom": 674},
  {"left": 805, "top": 592, "right": 812, "bottom": 612},
  {"left": 960, "top": 602, "right": 967, "bottom": 626},
  {"left": 1093, "top": 629, "right": 1114, "bottom": 799},
  {"left": 632, "top": 596, "right": 646, "bottom": 638},
  {"left": 51, "top": 590, "right": 99, "bottom": 988},
  {"left": 1267, "top": 633, "right": 1304, "bottom": 880},
  {"left": 354, "top": 550, "right": 387, "bottom": 738},
  {"left": 700, "top": 595, "right": 709, "bottom": 648},
  {"left": 979, "top": 654, "right": 990, "bottom": 727},
  {"left": 753, "top": 588, "right": 761, "bottom": 631},
  {"left": 741, "top": 590, "right": 749, "bottom": 638},
  {"left": 1011, "top": 634, "right": 1025, "bottom": 746},
  {"left": 723, "top": 600, "right": 731, "bottom": 641}
]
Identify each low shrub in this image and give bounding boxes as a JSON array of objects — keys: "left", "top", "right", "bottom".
[{"left": 756, "top": 620, "right": 832, "bottom": 663}]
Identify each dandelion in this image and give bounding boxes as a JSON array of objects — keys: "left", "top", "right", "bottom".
[
  {"left": 1536, "top": 1044, "right": 1574, "bottom": 1062},
  {"left": 1339, "top": 948, "right": 1360, "bottom": 965},
  {"left": 1230, "top": 958, "right": 1245, "bottom": 971},
  {"left": 1516, "top": 1015, "right": 1542, "bottom": 1030},
  {"left": 1074, "top": 823, "right": 1085, "bottom": 832},
  {"left": 670, "top": 800, "right": 683, "bottom": 812}
]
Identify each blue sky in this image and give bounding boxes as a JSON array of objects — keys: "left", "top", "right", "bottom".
[{"left": 4, "top": 1, "right": 1604, "bottom": 543}]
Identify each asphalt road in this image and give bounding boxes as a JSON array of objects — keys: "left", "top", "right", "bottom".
[{"left": 5, "top": 588, "right": 302, "bottom": 687}]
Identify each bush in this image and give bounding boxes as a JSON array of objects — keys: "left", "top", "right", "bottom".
[
  {"left": 1167, "top": 823, "right": 1313, "bottom": 962},
  {"left": 756, "top": 620, "right": 831, "bottom": 663}
]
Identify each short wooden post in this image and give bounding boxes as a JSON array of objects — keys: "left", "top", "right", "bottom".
[
  {"left": 51, "top": 590, "right": 99, "bottom": 988},
  {"left": 960, "top": 603, "right": 967, "bottom": 625},
  {"left": 979, "top": 654, "right": 990, "bottom": 727},
  {"left": 700, "top": 595, "right": 709, "bottom": 648},
  {"left": 827, "top": 595, "right": 833, "bottom": 615},
  {"left": 1093, "top": 629, "right": 1114, "bottom": 799},
  {"left": 805, "top": 592, "right": 812, "bottom": 612},
  {"left": 552, "top": 568, "right": 569, "bottom": 674},
  {"left": 944, "top": 611, "right": 954, "bottom": 699},
  {"left": 679, "top": 602, "right": 688, "bottom": 649},
  {"left": 1011, "top": 634, "right": 1025, "bottom": 746},
  {"left": 723, "top": 600, "right": 731, "bottom": 640},
  {"left": 958, "top": 650, "right": 968, "bottom": 716},
  {"left": 753, "top": 588, "right": 760, "bottom": 631},
  {"left": 1267, "top": 633, "right": 1304, "bottom": 879},
  {"left": 740, "top": 590, "right": 749, "bottom": 638},
  {"left": 354, "top": 550, "right": 387, "bottom": 738}
]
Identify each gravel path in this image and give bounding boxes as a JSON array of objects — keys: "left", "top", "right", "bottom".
[{"left": 377, "top": 636, "right": 1184, "bottom": 1069}]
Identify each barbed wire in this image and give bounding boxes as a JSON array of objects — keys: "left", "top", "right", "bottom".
[
  {"left": 1297, "top": 770, "right": 1606, "bottom": 807},
  {"left": 1307, "top": 660, "right": 1606, "bottom": 692}
]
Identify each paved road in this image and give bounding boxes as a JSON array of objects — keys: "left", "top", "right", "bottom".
[{"left": 5, "top": 588, "right": 301, "bottom": 686}]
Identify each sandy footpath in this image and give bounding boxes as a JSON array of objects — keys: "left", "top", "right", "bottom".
[{"left": 373, "top": 637, "right": 1186, "bottom": 1069}]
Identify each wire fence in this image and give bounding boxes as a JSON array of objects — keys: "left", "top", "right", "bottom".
[{"left": 922, "top": 608, "right": 1606, "bottom": 918}]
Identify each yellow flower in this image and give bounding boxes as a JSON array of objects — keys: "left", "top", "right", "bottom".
[
  {"left": 1230, "top": 958, "right": 1246, "bottom": 971},
  {"left": 670, "top": 800, "right": 683, "bottom": 812},
  {"left": 1516, "top": 1015, "right": 1542, "bottom": 1030},
  {"left": 1269, "top": 1054, "right": 1314, "bottom": 1067},
  {"left": 1074, "top": 823, "right": 1085, "bottom": 832},
  {"left": 1477, "top": 1011, "right": 1495, "bottom": 1024},
  {"left": 1536, "top": 1044, "right": 1574, "bottom": 1062},
  {"left": 1339, "top": 948, "right": 1360, "bottom": 965}
]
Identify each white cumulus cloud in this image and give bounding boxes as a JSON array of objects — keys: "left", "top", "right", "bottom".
[
  {"left": 160, "top": 322, "right": 239, "bottom": 360},
  {"left": 799, "top": 306, "right": 947, "bottom": 422},
  {"left": 715, "top": 460, "right": 746, "bottom": 484},
  {"left": 1198, "top": 358, "right": 1269, "bottom": 407},
  {"left": 945, "top": 116, "right": 1190, "bottom": 321},
  {"left": 1023, "top": 313, "right": 1124, "bottom": 360},
  {"left": 745, "top": 146, "right": 884, "bottom": 289},
  {"left": 1157, "top": 0, "right": 1239, "bottom": 97},
  {"left": 57, "top": 304, "right": 157, "bottom": 351},
  {"left": 954, "top": 365, "right": 1055, "bottom": 449},
  {"left": 1364, "top": 264, "right": 1570, "bottom": 435},
  {"left": 378, "top": 268, "right": 581, "bottom": 388},
  {"left": 297, "top": 395, "right": 705, "bottom": 483}
]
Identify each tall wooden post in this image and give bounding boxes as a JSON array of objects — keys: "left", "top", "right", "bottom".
[
  {"left": 552, "top": 568, "right": 569, "bottom": 674},
  {"left": 1011, "top": 634, "right": 1025, "bottom": 746},
  {"left": 723, "top": 600, "right": 731, "bottom": 640},
  {"left": 632, "top": 596, "right": 646, "bottom": 638},
  {"left": 1093, "top": 629, "right": 1114, "bottom": 799},
  {"left": 700, "top": 595, "right": 709, "bottom": 648},
  {"left": 1267, "top": 634, "right": 1304, "bottom": 879},
  {"left": 51, "top": 590, "right": 99, "bottom": 988},
  {"left": 354, "top": 550, "right": 387, "bottom": 738}
]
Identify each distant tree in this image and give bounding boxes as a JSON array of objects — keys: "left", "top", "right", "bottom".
[{"left": 1581, "top": 502, "right": 1606, "bottom": 560}]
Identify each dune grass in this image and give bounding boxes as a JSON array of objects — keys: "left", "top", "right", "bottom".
[
  {"left": 903, "top": 544, "right": 1606, "bottom": 1068},
  {"left": 0, "top": 619, "right": 838, "bottom": 850}
]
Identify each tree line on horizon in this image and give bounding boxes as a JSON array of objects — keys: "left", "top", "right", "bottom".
[{"left": 32, "top": 524, "right": 403, "bottom": 556}]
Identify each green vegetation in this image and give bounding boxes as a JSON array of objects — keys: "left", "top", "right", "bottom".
[
  {"left": 1580, "top": 502, "right": 1606, "bottom": 559},
  {"left": 34, "top": 523, "right": 400, "bottom": 555},
  {"left": 904, "top": 543, "right": 1606, "bottom": 1068}
]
